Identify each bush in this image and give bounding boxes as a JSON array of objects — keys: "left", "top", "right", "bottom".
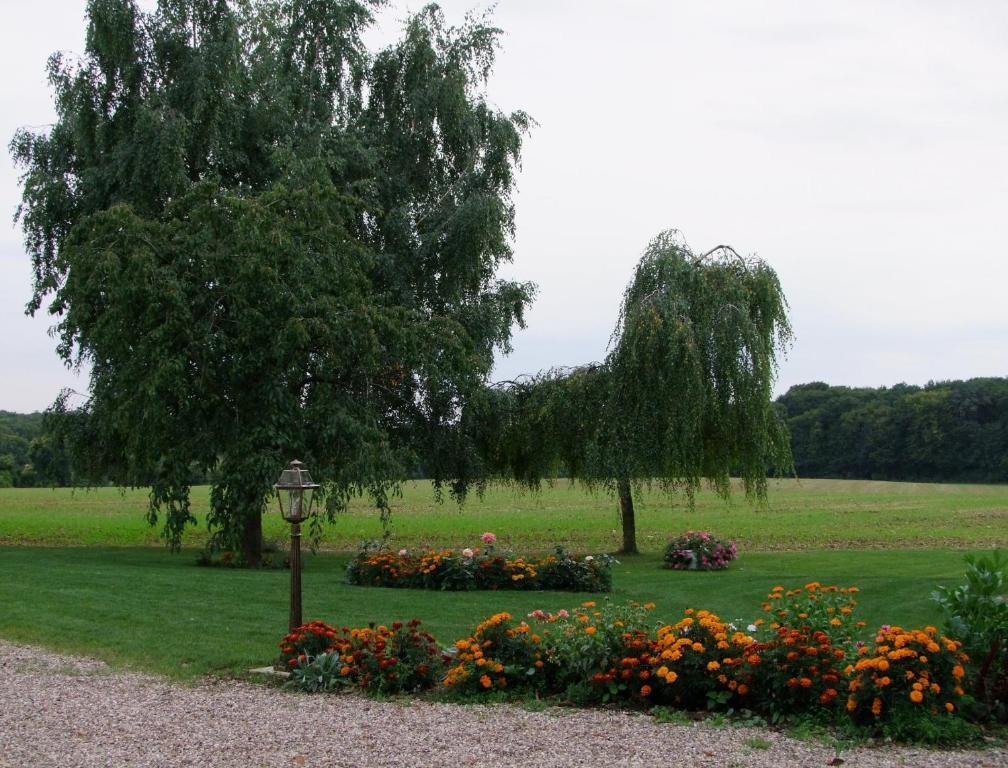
[
  {"left": 845, "top": 625, "right": 970, "bottom": 736},
  {"left": 536, "top": 600, "right": 654, "bottom": 704},
  {"left": 761, "top": 582, "right": 866, "bottom": 641},
  {"left": 283, "top": 619, "right": 448, "bottom": 694},
  {"left": 442, "top": 612, "right": 544, "bottom": 694},
  {"left": 345, "top": 537, "right": 614, "bottom": 592},
  {"left": 662, "top": 531, "right": 737, "bottom": 571},
  {"left": 932, "top": 550, "right": 1008, "bottom": 721},
  {"left": 644, "top": 609, "right": 755, "bottom": 710}
]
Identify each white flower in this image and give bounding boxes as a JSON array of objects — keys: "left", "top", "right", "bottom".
[
  {"left": 584, "top": 555, "right": 594, "bottom": 562},
  {"left": 747, "top": 624, "right": 758, "bottom": 633},
  {"left": 461, "top": 548, "right": 474, "bottom": 558},
  {"left": 398, "top": 548, "right": 408, "bottom": 557}
]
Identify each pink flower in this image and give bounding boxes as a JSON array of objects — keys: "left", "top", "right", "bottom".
[
  {"left": 557, "top": 609, "right": 570, "bottom": 619},
  {"left": 398, "top": 548, "right": 408, "bottom": 557},
  {"left": 528, "top": 609, "right": 546, "bottom": 620},
  {"left": 461, "top": 548, "right": 474, "bottom": 558},
  {"left": 481, "top": 532, "right": 497, "bottom": 545}
]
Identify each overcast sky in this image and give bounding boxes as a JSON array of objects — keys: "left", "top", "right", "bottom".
[{"left": 1, "top": 0, "right": 1006, "bottom": 413}]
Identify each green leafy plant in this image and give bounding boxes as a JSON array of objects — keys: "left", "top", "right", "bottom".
[{"left": 932, "top": 550, "right": 1008, "bottom": 721}]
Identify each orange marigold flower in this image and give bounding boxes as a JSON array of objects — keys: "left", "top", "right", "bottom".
[
  {"left": 871, "top": 697, "right": 883, "bottom": 716},
  {"left": 737, "top": 683, "right": 749, "bottom": 696},
  {"left": 909, "top": 690, "right": 924, "bottom": 703},
  {"left": 945, "top": 702, "right": 955, "bottom": 713},
  {"left": 799, "top": 677, "right": 813, "bottom": 688},
  {"left": 640, "top": 685, "right": 652, "bottom": 697},
  {"left": 585, "top": 626, "right": 597, "bottom": 636},
  {"left": 479, "top": 674, "right": 492, "bottom": 689}
]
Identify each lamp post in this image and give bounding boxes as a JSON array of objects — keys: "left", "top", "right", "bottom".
[{"left": 273, "top": 459, "right": 320, "bottom": 632}]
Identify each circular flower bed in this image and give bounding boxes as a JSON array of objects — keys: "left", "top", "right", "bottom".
[{"left": 662, "top": 531, "right": 737, "bottom": 571}]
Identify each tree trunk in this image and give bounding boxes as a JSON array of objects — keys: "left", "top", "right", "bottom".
[
  {"left": 240, "top": 511, "right": 263, "bottom": 567},
  {"left": 618, "top": 479, "right": 638, "bottom": 554}
]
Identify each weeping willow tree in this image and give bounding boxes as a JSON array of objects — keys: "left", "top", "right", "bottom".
[{"left": 459, "top": 230, "right": 793, "bottom": 554}]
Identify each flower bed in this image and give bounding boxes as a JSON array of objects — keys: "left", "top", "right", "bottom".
[
  {"left": 345, "top": 535, "right": 615, "bottom": 592},
  {"left": 662, "top": 531, "right": 737, "bottom": 571},
  {"left": 280, "top": 582, "right": 978, "bottom": 744}
]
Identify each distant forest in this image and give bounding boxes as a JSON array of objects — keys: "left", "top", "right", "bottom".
[
  {"left": 777, "top": 378, "right": 1008, "bottom": 483},
  {"left": 2, "top": 377, "right": 1007, "bottom": 487}
]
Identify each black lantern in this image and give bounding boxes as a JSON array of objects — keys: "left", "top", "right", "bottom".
[{"left": 274, "top": 460, "right": 319, "bottom": 632}]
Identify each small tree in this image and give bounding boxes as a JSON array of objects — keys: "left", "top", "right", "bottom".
[
  {"left": 464, "top": 231, "right": 793, "bottom": 553},
  {"left": 11, "top": 1, "right": 532, "bottom": 564}
]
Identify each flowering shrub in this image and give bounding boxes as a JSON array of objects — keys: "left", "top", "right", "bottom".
[
  {"left": 537, "top": 600, "right": 654, "bottom": 704},
  {"left": 846, "top": 625, "right": 969, "bottom": 728},
  {"left": 662, "top": 531, "right": 736, "bottom": 571},
  {"left": 761, "top": 583, "right": 865, "bottom": 640},
  {"left": 442, "top": 612, "right": 544, "bottom": 694},
  {"left": 737, "top": 624, "right": 848, "bottom": 718},
  {"left": 645, "top": 609, "right": 755, "bottom": 709},
  {"left": 535, "top": 547, "right": 616, "bottom": 592},
  {"left": 345, "top": 537, "right": 614, "bottom": 592},
  {"left": 283, "top": 619, "right": 448, "bottom": 694},
  {"left": 279, "top": 620, "right": 339, "bottom": 668}
]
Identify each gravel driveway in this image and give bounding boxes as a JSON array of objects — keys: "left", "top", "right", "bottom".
[{"left": 1, "top": 640, "right": 1004, "bottom": 768}]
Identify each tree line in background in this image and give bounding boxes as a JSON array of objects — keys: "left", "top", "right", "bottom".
[
  {"left": 5, "top": 376, "right": 1006, "bottom": 489},
  {"left": 778, "top": 378, "right": 1008, "bottom": 483}
]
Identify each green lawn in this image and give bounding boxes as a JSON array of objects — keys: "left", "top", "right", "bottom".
[
  {"left": 0, "top": 546, "right": 983, "bottom": 680},
  {"left": 0, "top": 479, "right": 1004, "bottom": 680}
]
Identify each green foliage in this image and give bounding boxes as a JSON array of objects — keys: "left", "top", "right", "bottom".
[
  {"left": 11, "top": 1, "right": 533, "bottom": 561},
  {"left": 932, "top": 551, "right": 1008, "bottom": 720},
  {"left": 537, "top": 548, "right": 616, "bottom": 592},
  {"left": 778, "top": 378, "right": 1008, "bottom": 482},
  {"left": 458, "top": 232, "right": 793, "bottom": 551}
]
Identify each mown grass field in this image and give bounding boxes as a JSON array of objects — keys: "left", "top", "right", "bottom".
[
  {"left": 1, "top": 478, "right": 1005, "bottom": 551},
  {"left": 0, "top": 479, "right": 1005, "bottom": 680}
]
